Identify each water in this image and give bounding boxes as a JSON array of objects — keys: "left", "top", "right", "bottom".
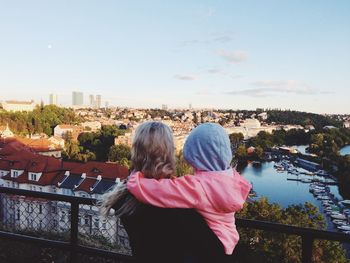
[
  {"left": 340, "top": 145, "right": 350, "bottom": 156},
  {"left": 240, "top": 161, "right": 343, "bottom": 231}
]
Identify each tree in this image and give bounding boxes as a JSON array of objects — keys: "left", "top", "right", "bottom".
[
  {"left": 176, "top": 151, "right": 192, "bottom": 176},
  {"left": 236, "top": 145, "right": 247, "bottom": 159},
  {"left": 108, "top": 144, "right": 131, "bottom": 164},
  {"left": 229, "top": 132, "right": 244, "bottom": 147},
  {"left": 254, "top": 146, "right": 264, "bottom": 159},
  {"left": 236, "top": 198, "right": 348, "bottom": 263}
]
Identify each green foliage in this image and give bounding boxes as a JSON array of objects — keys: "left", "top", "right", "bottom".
[
  {"left": 75, "top": 125, "right": 127, "bottom": 162},
  {"left": 308, "top": 128, "right": 350, "bottom": 158},
  {"left": 108, "top": 144, "right": 131, "bottom": 168},
  {"left": 0, "top": 105, "right": 82, "bottom": 136},
  {"left": 236, "top": 198, "right": 349, "bottom": 263},
  {"left": 236, "top": 145, "right": 248, "bottom": 159},
  {"left": 266, "top": 110, "right": 342, "bottom": 130},
  {"left": 229, "top": 132, "right": 244, "bottom": 147},
  {"left": 175, "top": 151, "right": 193, "bottom": 176}
]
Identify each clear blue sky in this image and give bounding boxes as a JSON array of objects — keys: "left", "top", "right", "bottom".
[{"left": 0, "top": 0, "right": 349, "bottom": 113}]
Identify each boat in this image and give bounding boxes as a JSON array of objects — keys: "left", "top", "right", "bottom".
[
  {"left": 301, "top": 178, "right": 312, "bottom": 183},
  {"left": 331, "top": 214, "right": 347, "bottom": 220},
  {"left": 333, "top": 219, "right": 347, "bottom": 225},
  {"left": 338, "top": 225, "right": 350, "bottom": 231},
  {"left": 316, "top": 170, "right": 329, "bottom": 176},
  {"left": 317, "top": 195, "right": 330, "bottom": 200},
  {"left": 341, "top": 200, "right": 350, "bottom": 205}
]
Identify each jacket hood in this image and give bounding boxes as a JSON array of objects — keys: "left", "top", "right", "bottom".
[{"left": 183, "top": 123, "right": 232, "bottom": 171}]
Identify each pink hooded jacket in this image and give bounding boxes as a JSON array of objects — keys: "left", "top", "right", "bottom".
[{"left": 127, "top": 168, "right": 252, "bottom": 254}]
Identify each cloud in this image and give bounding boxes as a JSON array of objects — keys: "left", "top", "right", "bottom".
[
  {"left": 251, "top": 80, "right": 317, "bottom": 94},
  {"left": 196, "top": 90, "right": 215, "bottom": 95},
  {"left": 178, "top": 32, "right": 236, "bottom": 47},
  {"left": 226, "top": 80, "right": 328, "bottom": 97},
  {"left": 219, "top": 50, "right": 248, "bottom": 63},
  {"left": 207, "top": 68, "right": 222, "bottom": 74},
  {"left": 174, "top": 74, "right": 197, "bottom": 81}
]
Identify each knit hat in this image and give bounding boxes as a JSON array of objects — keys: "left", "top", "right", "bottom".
[{"left": 183, "top": 123, "right": 232, "bottom": 171}]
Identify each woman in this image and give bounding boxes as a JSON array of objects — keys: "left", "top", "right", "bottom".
[{"left": 100, "top": 122, "right": 228, "bottom": 263}]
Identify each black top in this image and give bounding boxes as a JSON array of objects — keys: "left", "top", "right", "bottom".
[{"left": 120, "top": 203, "right": 229, "bottom": 263}]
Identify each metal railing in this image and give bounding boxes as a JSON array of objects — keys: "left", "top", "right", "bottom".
[{"left": 1, "top": 186, "right": 350, "bottom": 263}]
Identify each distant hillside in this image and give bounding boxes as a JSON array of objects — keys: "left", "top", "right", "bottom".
[{"left": 266, "top": 110, "right": 341, "bottom": 130}]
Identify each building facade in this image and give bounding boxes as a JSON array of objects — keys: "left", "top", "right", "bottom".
[
  {"left": 1, "top": 100, "right": 37, "bottom": 112},
  {"left": 72, "top": 92, "right": 84, "bottom": 106},
  {"left": 49, "top": 94, "right": 58, "bottom": 105},
  {"left": 0, "top": 141, "right": 131, "bottom": 251}
]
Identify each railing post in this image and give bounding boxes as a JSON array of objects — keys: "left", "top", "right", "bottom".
[
  {"left": 301, "top": 235, "right": 313, "bottom": 263},
  {"left": 70, "top": 201, "right": 79, "bottom": 263}
]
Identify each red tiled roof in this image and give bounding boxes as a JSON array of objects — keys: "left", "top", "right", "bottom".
[
  {"left": 15, "top": 137, "right": 62, "bottom": 152},
  {"left": 0, "top": 139, "right": 34, "bottom": 157},
  {"left": 69, "top": 161, "right": 128, "bottom": 180},
  {"left": 74, "top": 177, "right": 97, "bottom": 192},
  {"left": 51, "top": 171, "right": 67, "bottom": 186},
  {"left": 0, "top": 159, "right": 11, "bottom": 171},
  {"left": 27, "top": 155, "right": 62, "bottom": 173},
  {"left": 62, "top": 161, "right": 83, "bottom": 171},
  {"left": 0, "top": 138, "right": 129, "bottom": 188}
]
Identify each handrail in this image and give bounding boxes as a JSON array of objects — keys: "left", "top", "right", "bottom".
[{"left": 1, "top": 186, "right": 350, "bottom": 263}]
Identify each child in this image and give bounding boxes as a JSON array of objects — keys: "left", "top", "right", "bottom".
[{"left": 127, "top": 123, "right": 252, "bottom": 255}]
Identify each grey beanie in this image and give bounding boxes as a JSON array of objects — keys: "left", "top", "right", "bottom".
[{"left": 183, "top": 123, "right": 232, "bottom": 171}]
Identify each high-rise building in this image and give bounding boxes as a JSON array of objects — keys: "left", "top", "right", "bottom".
[
  {"left": 96, "top": 95, "right": 102, "bottom": 108},
  {"left": 162, "top": 104, "right": 168, "bottom": 110},
  {"left": 89, "top": 95, "right": 95, "bottom": 108},
  {"left": 72, "top": 92, "right": 83, "bottom": 106},
  {"left": 49, "top": 94, "right": 58, "bottom": 105}
]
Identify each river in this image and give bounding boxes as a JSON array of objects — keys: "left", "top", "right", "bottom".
[
  {"left": 340, "top": 145, "right": 350, "bottom": 156},
  {"left": 239, "top": 161, "right": 343, "bottom": 231}
]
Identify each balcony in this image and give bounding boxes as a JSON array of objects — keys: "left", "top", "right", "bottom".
[{"left": 1, "top": 186, "right": 350, "bottom": 263}]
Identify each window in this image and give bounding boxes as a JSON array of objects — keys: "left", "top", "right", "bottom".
[
  {"left": 60, "top": 211, "right": 66, "bottom": 222},
  {"left": 53, "top": 219, "right": 58, "bottom": 228},
  {"left": 29, "top": 173, "right": 36, "bottom": 181},
  {"left": 27, "top": 218, "right": 33, "bottom": 228},
  {"left": 39, "top": 220, "right": 43, "bottom": 229},
  {"left": 12, "top": 171, "right": 18, "bottom": 178},
  {"left": 51, "top": 205, "right": 57, "bottom": 214},
  {"left": 102, "top": 219, "right": 107, "bottom": 230},
  {"left": 27, "top": 203, "right": 34, "bottom": 213},
  {"left": 16, "top": 209, "right": 20, "bottom": 220},
  {"left": 39, "top": 204, "right": 43, "bottom": 214},
  {"left": 84, "top": 215, "right": 90, "bottom": 225},
  {"left": 94, "top": 217, "right": 99, "bottom": 228}
]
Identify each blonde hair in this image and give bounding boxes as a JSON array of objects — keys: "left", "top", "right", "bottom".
[
  {"left": 99, "top": 121, "right": 176, "bottom": 218},
  {"left": 131, "top": 121, "right": 176, "bottom": 179}
]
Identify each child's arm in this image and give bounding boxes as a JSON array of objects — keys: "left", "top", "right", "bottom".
[
  {"left": 127, "top": 172, "right": 205, "bottom": 209},
  {"left": 233, "top": 170, "right": 252, "bottom": 209}
]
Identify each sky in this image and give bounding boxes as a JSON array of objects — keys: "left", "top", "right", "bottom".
[{"left": 0, "top": 0, "right": 349, "bottom": 114}]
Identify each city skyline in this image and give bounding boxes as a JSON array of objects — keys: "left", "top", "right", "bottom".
[{"left": 0, "top": 1, "right": 349, "bottom": 113}]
